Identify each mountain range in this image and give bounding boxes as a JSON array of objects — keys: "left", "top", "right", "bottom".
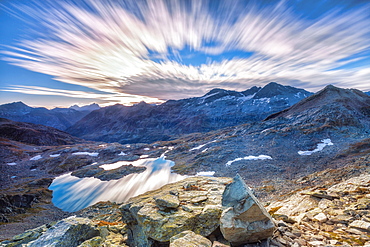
[
  {"left": 66, "top": 82, "right": 312, "bottom": 143},
  {"left": 1, "top": 82, "right": 370, "bottom": 244},
  {"left": 160, "top": 84, "right": 370, "bottom": 183},
  {"left": 0, "top": 102, "right": 100, "bottom": 131}
]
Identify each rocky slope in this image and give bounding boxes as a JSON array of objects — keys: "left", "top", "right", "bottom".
[
  {"left": 268, "top": 172, "right": 370, "bottom": 246},
  {"left": 67, "top": 82, "right": 312, "bottom": 143},
  {"left": 3, "top": 158, "right": 370, "bottom": 246},
  {"left": 0, "top": 102, "right": 100, "bottom": 131},
  {"left": 0, "top": 118, "right": 85, "bottom": 146},
  {"left": 155, "top": 85, "right": 370, "bottom": 185}
]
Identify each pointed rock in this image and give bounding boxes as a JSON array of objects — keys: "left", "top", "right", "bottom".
[{"left": 220, "top": 174, "right": 275, "bottom": 245}]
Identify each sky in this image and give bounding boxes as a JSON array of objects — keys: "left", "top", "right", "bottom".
[{"left": 0, "top": 0, "right": 369, "bottom": 108}]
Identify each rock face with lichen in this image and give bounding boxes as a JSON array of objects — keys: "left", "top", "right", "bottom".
[
  {"left": 119, "top": 176, "right": 231, "bottom": 246},
  {"left": 119, "top": 175, "right": 275, "bottom": 246}
]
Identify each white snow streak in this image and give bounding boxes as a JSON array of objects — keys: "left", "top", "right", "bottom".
[
  {"left": 30, "top": 155, "right": 42, "bottom": 161},
  {"left": 195, "top": 171, "right": 215, "bottom": 177},
  {"left": 298, "top": 139, "right": 334, "bottom": 156},
  {"left": 190, "top": 140, "right": 217, "bottom": 151},
  {"left": 72, "top": 152, "right": 99, "bottom": 157},
  {"left": 225, "top": 155, "right": 272, "bottom": 166}
]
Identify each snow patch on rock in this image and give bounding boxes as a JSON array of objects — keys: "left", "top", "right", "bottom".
[
  {"left": 226, "top": 155, "right": 272, "bottom": 166},
  {"left": 298, "top": 139, "right": 333, "bottom": 156}
]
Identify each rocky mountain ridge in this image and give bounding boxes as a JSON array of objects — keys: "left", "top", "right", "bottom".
[
  {"left": 0, "top": 102, "right": 100, "bottom": 131},
  {"left": 67, "top": 82, "right": 312, "bottom": 143},
  {"left": 156, "top": 85, "right": 370, "bottom": 184}
]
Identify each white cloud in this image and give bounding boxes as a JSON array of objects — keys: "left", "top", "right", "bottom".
[
  {"left": 2, "top": 85, "right": 164, "bottom": 106},
  {"left": 1, "top": 0, "right": 370, "bottom": 104}
]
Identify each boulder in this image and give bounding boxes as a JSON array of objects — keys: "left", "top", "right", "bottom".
[
  {"left": 120, "top": 176, "right": 232, "bottom": 246},
  {"left": 220, "top": 174, "right": 275, "bottom": 245},
  {"left": 170, "top": 230, "right": 212, "bottom": 247},
  {"left": 27, "top": 216, "right": 99, "bottom": 247}
]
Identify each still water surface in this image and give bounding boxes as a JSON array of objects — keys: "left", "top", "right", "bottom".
[{"left": 49, "top": 156, "right": 186, "bottom": 212}]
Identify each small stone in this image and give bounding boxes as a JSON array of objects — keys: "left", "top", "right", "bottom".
[
  {"left": 329, "top": 240, "right": 340, "bottom": 245},
  {"left": 308, "top": 240, "right": 326, "bottom": 246},
  {"left": 154, "top": 194, "right": 180, "bottom": 209},
  {"left": 274, "top": 214, "right": 296, "bottom": 224},
  {"left": 345, "top": 227, "right": 364, "bottom": 235},
  {"left": 212, "top": 241, "right": 230, "bottom": 247},
  {"left": 305, "top": 208, "right": 322, "bottom": 221},
  {"left": 182, "top": 205, "right": 193, "bottom": 212},
  {"left": 330, "top": 214, "right": 353, "bottom": 224},
  {"left": 301, "top": 191, "right": 339, "bottom": 200},
  {"left": 284, "top": 231, "right": 297, "bottom": 239},
  {"left": 350, "top": 220, "right": 370, "bottom": 232},
  {"left": 170, "top": 230, "right": 212, "bottom": 247},
  {"left": 313, "top": 213, "right": 328, "bottom": 223},
  {"left": 191, "top": 195, "right": 208, "bottom": 204},
  {"left": 277, "top": 220, "right": 288, "bottom": 227},
  {"left": 291, "top": 229, "right": 302, "bottom": 237},
  {"left": 79, "top": 236, "right": 103, "bottom": 247},
  {"left": 291, "top": 242, "right": 300, "bottom": 247}
]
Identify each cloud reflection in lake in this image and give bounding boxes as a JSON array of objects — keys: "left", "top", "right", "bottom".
[{"left": 49, "top": 156, "right": 186, "bottom": 212}]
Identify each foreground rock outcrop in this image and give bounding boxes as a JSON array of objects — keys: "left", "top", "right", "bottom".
[
  {"left": 5, "top": 171, "right": 370, "bottom": 246},
  {"left": 0, "top": 176, "right": 275, "bottom": 247},
  {"left": 120, "top": 175, "right": 275, "bottom": 246}
]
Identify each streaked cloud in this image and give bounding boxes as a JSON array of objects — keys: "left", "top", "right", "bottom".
[
  {"left": 1, "top": 0, "right": 370, "bottom": 105},
  {"left": 2, "top": 85, "right": 163, "bottom": 106}
]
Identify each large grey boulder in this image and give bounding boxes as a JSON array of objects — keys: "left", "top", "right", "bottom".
[
  {"left": 220, "top": 174, "right": 275, "bottom": 245},
  {"left": 28, "top": 216, "right": 99, "bottom": 247}
]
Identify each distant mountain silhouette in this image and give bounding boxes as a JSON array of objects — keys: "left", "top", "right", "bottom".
[
  {"left": 67, "top": 82, "right": 312, "bottom": 143},
  {"left": 0, "top": 102, "right": 99, "bottom": 130},
  {"left": 70, "top": 103, "right": 100, "bottom": 112}
]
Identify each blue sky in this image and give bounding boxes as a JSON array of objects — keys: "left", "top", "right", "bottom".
[{"left": 0, "top": 0, "right": 369, "bottom": 108}]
